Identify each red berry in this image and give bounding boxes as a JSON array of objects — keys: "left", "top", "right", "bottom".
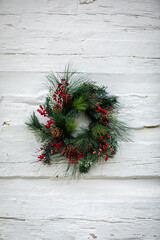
[
  {"left": 45, "top": 124, "right": 50, "bottom": 128},
  {"left": 105, "top": 156, "right": 108, "bottom": 161},
  {"left": 48, "top": 120, "right": 52, "bottom": 124}
]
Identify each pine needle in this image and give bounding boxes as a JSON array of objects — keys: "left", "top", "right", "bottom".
[{"left": 72, "top": 96, "right": 88, "bottom": 111}]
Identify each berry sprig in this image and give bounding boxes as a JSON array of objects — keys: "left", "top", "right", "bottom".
[
  {"left": 97, "top": 106, "right": 107, "bottom": 115},
  {"left": 66, "top": 151, "right": 85, "bottom": 164},
  {"left": 45, "top": 120, "right": 56, "bottom": 129},
  {"left": 92, "top": 132, "right": 113, "bottom": 162},
  {"left": 50, "top": 141, "right": 63, "bottom": 154},
  {"left": 96, "top": 103, "right": 112, "bottom": 114},
  {"left": 37, "top": 105, "right": 49, "bottom": 117},
  {"left": 38, "top": 153, "right": 45, "bottom": 161},
  {"left": 53, "top": 79, "right": 69, "bottom": 105}
]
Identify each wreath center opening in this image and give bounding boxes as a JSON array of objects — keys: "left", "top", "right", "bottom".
[{"left": 72, "top": 112, "right": 91, "bottom": 138}]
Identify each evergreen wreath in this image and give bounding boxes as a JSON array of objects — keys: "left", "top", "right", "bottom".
[{"left": 26, "top": 65, "right": 128, "bottom": 174}]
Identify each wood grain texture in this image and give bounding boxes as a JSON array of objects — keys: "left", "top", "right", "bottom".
[
  {"left": 0, "top": 0, "right": 160, "bottom": 239},
  {"left": 0, "top": 179, "right": 160, "bottom": 240}
]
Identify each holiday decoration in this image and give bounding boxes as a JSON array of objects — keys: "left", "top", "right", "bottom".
[
  {"left": 50, "top": 127, "right": 63, "bottom": 139},
  {"left": 26, "top": 65, "right": 129, "bottom": 174}
]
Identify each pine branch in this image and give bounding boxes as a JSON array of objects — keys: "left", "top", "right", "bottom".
[
  {"left": 25, "top": 111, "right": 43, "bottom": 131},
  {"left": 25, "top": 112, "right": 52, "bottom": 142},
  {"left": 72, "top": 96, "right": 88, "bottom": 111},
  {"left": 65, "top": 117, "right": 78, "bottom": 134},
  {"left": 91, "top": 123, "right": 106, "bottom": 138},
  {"left": 43, "top": 96, "right": 54, "bottom": 118},
  {"left": 52, "top": 110, "right": 64, "bottom": 128}
]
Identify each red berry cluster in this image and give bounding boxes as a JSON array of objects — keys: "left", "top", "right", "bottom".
[
  {"left": 99, "top": 137, "right": 108, "bottom": 151},
  {"left": 50, "top": 141, "right": 63, "bottom": 154},
  {"left": 37, "top": 105, "right": 48, "bottom": 117},
  {"left": 97, "top": 106, "right": 107, "bottom": 115},
  {"left": 38, "top": 153, "right": 45, "bottom": 161},
  {"left": 109, "top": 106, "right": 112, "bottom": 111},
  {"left": 45, "top": 120, "right": 56, "bottom": 129},
  {"left": 98, "top": 132, "right": 113, "bottom": 162},
  {"left": 105, "top": 156, "right": 108, "bottom": 161},
  {"left": 53, "top": 79, "right": 69, "bottom": 105},
  {"left": 38, "top": 153, "right": 51, "bottom": 164},
  {"left": 66, "top": 151, "right": 85, "bottom": 164}
]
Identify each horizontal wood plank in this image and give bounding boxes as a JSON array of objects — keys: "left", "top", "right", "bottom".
[
  {"left": 0, "top": 125, "right": 160, "bottom": 178},
  {"left": 0, "top": 72, "right": 160, "bottom": 95},
  {"left": 0, "top": 179, "right": 159, "bottom": 239},
  {"left": 0, "top": 55, "right": 159, "bottom": 73},
  {"left": 0, "top": 94, "right": 159, "bottom": 128}
]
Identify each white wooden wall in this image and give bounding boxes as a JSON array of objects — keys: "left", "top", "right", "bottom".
[{"left": 0, "top": 0, "right": 160, "bottom": 239}]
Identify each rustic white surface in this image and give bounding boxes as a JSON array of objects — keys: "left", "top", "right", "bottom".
[{"left": 0, "top": 0, "right": 160, "bottom": 239}]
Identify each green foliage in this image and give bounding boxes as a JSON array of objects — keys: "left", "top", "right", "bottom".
[
  {"left": 91, "top": 123, "right": 106, "bottom": 138},
  {"left": 45, "top": 71, "right": 60, "bottom": 93},
  {"left": 25, "top": 112, "right": 51, "bottom": 142},
  {"left": 44, "top": 97, "right": 54, "bottom": 118},
  {"left": 52, "top": 110, "right": 64, "bottom": 128},
  {"left": 25, "top": 111, "right": 43, "bottom": 130},
  {"left": 79, "top": 154, "right": 97, "bottom": 173},
  {"left": 72, "top": 96, "right": 88, "bottom": 111},
  {"left": 65, "top": 117, "right": 78, "bottom": 134}
]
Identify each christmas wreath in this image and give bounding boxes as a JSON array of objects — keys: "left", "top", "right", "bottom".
[{"left": 26, "top": 66, "right": 128, "bottom": 174}]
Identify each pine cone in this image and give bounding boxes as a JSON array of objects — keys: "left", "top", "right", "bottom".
[
  {"left": 88, "top": 122, "right": 93, "bottom": 130},
  {"left": 61, "top": 144, "right": 75, "bottom": 157},
  {"left": 65, "top": 94, "right": 71, "bottom": 104},
  {"left": 99, "top": 114, "right": 110, "bottom": 126},
  {"left": 87, "top": 142, "right": 93, "bottom": 151},
  {"left": 53, "top": 103, "right": 63, "bottom": 112},
  {"left": 90, "top": 93, "right": 96, "bottom": 99},
  {"left": 50, "top": 127, "right": 63, "bottom": 138},
  {"left": 60, "top": 146, "right": 67, "bottom": 156}
]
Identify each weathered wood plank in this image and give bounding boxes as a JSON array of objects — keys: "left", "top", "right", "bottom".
[
  {"left": 0, "top": 124, "right": 160, "bottom": 178},
  {"left": 0, "top": 179, "right": 159, "bottom": 239},
  {"left": 0, "top": 218, "right": 159, "bottom": 240},
  {"left": 0, "top": 94, "right": 159, "bottom": 128},
  {"left": 82, "top": 40, "right": 160, "bottom": 58},
  {"left": 0, "top": 0, "right": 78, "bottom": 15},
  {"left": 98, "top": 0, "right": 160, "bottom": 17},
  {"left": 1, "top": 31, "right": 160, "bottom": 57},
  {"left": 0, "top": 55, "right": 159, "bottom": 73},
  {"left": 1, "top": 18, "right": 160, "bottom": 43},
  {"left": 0, "top": 72, "right": 160, "bottom": 95}
]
